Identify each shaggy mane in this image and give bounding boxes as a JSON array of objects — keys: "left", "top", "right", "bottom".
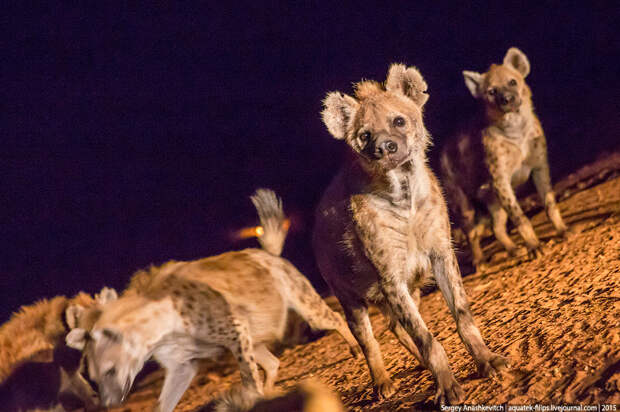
[
  {"left": 0, "top": 292, "right": 94, "bottom": 381},
  {"left": 354, "top": 80, "right": 384, "bottom": 100}
]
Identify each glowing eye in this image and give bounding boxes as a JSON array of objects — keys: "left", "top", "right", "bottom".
[
  {"left": 509, "top": 79, "right": 517, "bottom": 86},
  {"left": 359, "top": 132, "right": 371, "bottom": 142},
  {"left": 488, "top": 88, "right": 497, "bottom": 96},
  {"left": 105, "top": 367, "right": 116, "bottom": 378},
  {"left": 393, "top": 116, "right": 405, "bottom": 127}
]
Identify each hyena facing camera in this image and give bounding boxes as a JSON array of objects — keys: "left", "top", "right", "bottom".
[
  {"left": 315, "top": 64, "right": 507, "bottom": 404},
  {"left": 440, "top": 47, "right": 569, "bottom": 270}
]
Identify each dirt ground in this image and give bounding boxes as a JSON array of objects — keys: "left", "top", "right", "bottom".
[{"left": 101, "top": 170, "right": 620, "bottom": 411}]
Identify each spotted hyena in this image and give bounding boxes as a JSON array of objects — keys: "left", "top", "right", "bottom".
[
  {"left": 314, "top": 64, "right": 508, "bottom": 404},
  {"left": 66, "top": 189, "right": 360, "bottom": 412},
  {"left": 0, "top": 288, "right": 116, "bottom": 412},
  {"left": 440, "top": 47, "right": 569, "bottom": 270}
]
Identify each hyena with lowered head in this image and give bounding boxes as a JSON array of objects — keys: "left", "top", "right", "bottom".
[
  {"left": 315, "top": 64, "right": 508, "bottom": 404},
  {"left": 66, "top": 189, "right": 360, "bottom": 412},
  {"left": 440, "top": 47, "right": 569, "bottom": 270}
]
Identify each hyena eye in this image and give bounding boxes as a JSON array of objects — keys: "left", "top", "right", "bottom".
[
  {"left": 359, "top": 132, "right": 371, "bottom": 142},
  {"left": 393, "top": 116, "right": 405, "bottom": 127},
  {"left": 508, "top": 79, "right": 517, "bottom": 86},
  {"left": 105, "top": 367, "right": 116, "bottom": 378},
  {"left": 487, "top": 88, "right": 497, "bottom": 96}
]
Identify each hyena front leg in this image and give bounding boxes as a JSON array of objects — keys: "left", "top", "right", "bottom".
[
  {"left": 343, "top": 304, "right": 395, "bottom": 399},
  {"left": 431, "top": 250, "right": 509, "bottom": 377},
  {"left": 154, "top": 360, "right": 198, "bottom": 412},
  {"left": 253, "top": 343, "right": 280, "bottom": 391},
  {"left": 491, "top": 172, "right": 541, "bottom": 257},
  {"left": 380, "top": 279, "right": 464, "bottom": 404},
  {"left": 486, "top": 140, "right": 542, "bottom": 257},
  {"left": 209, "top": 317, "right": 263, "bottom": 394},
  {"left": 530, "top": 151, "right": 567, "bottom": 235},
  {"left": 487, "top": 201, "right": 518, "bottom": 255}
]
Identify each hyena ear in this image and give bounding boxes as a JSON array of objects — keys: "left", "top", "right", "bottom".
[
  {"left": 385, "top": 63, "right": 429, "bottom": 108},
  {"left": 66, "top": 328, "right": 88, "bottom": 350},
  {"left": 65, "top": 304, "right": 85, "bottom": 330},
  {"left": 321, "top": 92, "right": 359, "bottom": 140},
  {"left": 503, "top": 47, "right": 530, "bottom": 77},
  {"left": 95, "top": 287, "right": 118, "bottom": 306},
  {"left": 463, "top": 70, "right": 484, "bottom": 98}
]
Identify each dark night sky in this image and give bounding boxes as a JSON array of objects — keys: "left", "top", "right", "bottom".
[{"left": 3, "top": 2, "right": 618, "bottom": 321}]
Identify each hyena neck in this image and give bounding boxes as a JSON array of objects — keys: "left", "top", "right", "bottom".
[
  {"left": 363, "top": 157, "right": 430, "bottom": 208},
  {"left": 108, "top": 296, "right": 181, "bottom": 356},
  {"left": 487, "top": 98, "right": 535, "bottom": 138}
]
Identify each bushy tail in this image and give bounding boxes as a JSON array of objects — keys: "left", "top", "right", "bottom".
[{"left": 250, "top": 189, "right": 289, "bottom": 256}]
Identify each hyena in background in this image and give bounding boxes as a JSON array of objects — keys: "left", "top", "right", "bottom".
[
  {"left": 66, "top": 189, "right": 360, "bottom": 412},
  {"left": 315, "top": 64, "right": 507, "bottom": 404},
  {"left": 440, "top": 47, "right": 569, "bottom": 270},
  {"left": 0, "top": 288, "right": 115, "bottom": 412}
]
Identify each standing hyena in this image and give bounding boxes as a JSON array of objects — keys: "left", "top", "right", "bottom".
[
  {"left": 440, "top": 47, "right": 569, "bottom": 270},
  {"left": 66, "top": 189, "right": 360, "bottom": 412},
  {"left": 314, "top": 64, "right": 508, "bottom": 404}
]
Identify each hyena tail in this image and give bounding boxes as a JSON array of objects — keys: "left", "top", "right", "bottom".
[
  {"left": 250, "top": 188, "right": 289, "bottom": 256},
  {"left": 282, "top": 263, "right": 362, "bottom": 359}
]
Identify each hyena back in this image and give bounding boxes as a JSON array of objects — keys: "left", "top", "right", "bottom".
[
  {"left": 67, "top": 189, "right": 359, "bottom": 412},
  {"left": 440, "top": 47, "right": 568, "bottom": 270},
  {"left": 315, "top": 64, "right": 507, "bottom": 404}
]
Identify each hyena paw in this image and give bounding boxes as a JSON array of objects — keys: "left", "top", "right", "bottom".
[
  {"left": 474, "top": 261, "right": 488, "bottom": 273},
  {"left": 561, "top": 225, "right": 578, "bottom": 238},
  {"left": 477, "top": 352, "right": 510, "bottom": 378},
  {"left": 526, "top": 244, "right": 544, "bottom": 260},
  {"left": 434, "top": 379, "right": 464, "bottom": 405},
  {"left": 374, "top": 379, "right": 397, "bottom": 400},
  {"left": 506, "top": 245, "right": 519, "bottom": 257}
]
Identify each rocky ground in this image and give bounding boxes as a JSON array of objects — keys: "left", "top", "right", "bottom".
[{"left": 103, "top": 164, "right": 619, "bottom": 411}]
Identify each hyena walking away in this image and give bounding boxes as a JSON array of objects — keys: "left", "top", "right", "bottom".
[
  {"left": 440, "top": 47, "right": 569, "bottom": 270},
  {"left": 315, "top": 64, "right": 507, "bottom": 404},
  {"left": 66, "top": 189, "right": 359, "bottom": 412}
]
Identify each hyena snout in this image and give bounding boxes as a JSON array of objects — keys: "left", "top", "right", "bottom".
[
  {"left": 496, "top": 89, "right": 521, "bottom": 111},
  {"left": 368, "top": 134, "right": 409, "bottom": 168},
  {"left": 376, "top": 139, "right": 398, "bottom": 157}
]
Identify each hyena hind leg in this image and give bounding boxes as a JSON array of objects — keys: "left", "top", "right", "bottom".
[
  {"left": 378, "top": 297, "right": 426, "bottom": 369},
  {"left": 282, "top": 265, "right": 361, "bottom": 358},
  {"left": 343, "top": 304, "right": 395, "bottom": 400}
]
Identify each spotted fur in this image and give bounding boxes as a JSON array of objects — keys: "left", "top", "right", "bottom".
[
  {"left": 316, "top": 64, "right": 508, "bottom": 404},
  {"left": 0, "top": 289, "right": 113, "bottom": 412},
  {"left": 66, "top": 189, "right": 360, "bottom": 412},
  {"left": 440, "top": 47, "right": 569, "bottom": 270}
]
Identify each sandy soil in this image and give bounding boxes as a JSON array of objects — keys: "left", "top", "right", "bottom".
[{"left": 104, "top": 176, "right": 620, "bottom": 411}]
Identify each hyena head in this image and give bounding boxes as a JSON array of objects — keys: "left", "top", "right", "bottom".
[
  {"left": 463, "top": 47, "right": 531, "bottom": 114},
  {"left": 66, "top": 325, "right": 144, "bottom": 407},
  {"left": 322, "top": 63, "right": 430, "bottom": 172}
]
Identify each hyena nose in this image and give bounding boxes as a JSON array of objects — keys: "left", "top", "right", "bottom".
[
  {"left": 500, "top": 94, "right": 515, "bottom": 105},
  {"left": 379, "top": 140, "right": 398, "bottom": 155}
]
